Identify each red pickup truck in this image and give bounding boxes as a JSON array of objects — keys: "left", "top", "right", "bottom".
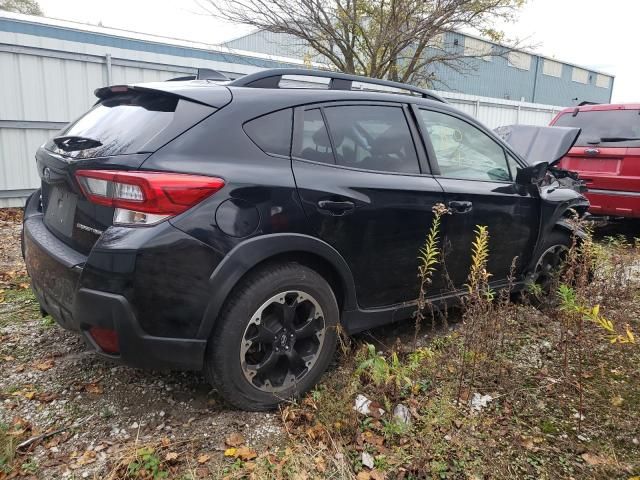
[{"left": 551, "top": 104, "right": 640, "bottom": 218}]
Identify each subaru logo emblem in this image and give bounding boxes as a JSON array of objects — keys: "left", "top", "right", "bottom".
[{"left": 43, "top": 167, "right": 51, "bottom": 182}]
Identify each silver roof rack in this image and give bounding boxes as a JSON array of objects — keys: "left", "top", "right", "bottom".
[{"left": 228, "top": 68, "right": 447, "bottom": 103}]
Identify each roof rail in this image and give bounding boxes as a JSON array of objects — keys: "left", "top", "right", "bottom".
[
  {"left": 228, "top": 68, "right": 447, "bottom": 103},
  {"left": 167, "top": 68, "right": 230, "bottom": 82}
]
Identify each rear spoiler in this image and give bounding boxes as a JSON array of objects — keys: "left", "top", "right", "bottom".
[
  {"left": 93, "top": 81, "right": 232, "bottom": 108},
  {"left": 494, "top": 125, "right": 581, "bottom": 166}
]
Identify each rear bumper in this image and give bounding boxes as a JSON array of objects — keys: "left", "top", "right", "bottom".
[
  {"left": 23, "top": 202, "right": 206, "bottom": 371},
  {"left": 586, "top": 189, "right": 640, "bottom": 218}
]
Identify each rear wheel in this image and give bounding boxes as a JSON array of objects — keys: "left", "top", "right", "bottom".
[{"left": 204, "top": 263, "right": 339, "bottom": 411}]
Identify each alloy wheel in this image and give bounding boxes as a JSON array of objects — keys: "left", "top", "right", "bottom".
[
  {"left": 240, "top": 290, "right": 326, "bottom": 393},
  {"left": 533, "top": 244, "right": 569, "bottom": 290}
]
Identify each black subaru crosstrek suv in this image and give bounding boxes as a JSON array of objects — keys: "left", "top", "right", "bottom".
[{"left": 22, "top": 68, "right": 588, "bottom": 410}]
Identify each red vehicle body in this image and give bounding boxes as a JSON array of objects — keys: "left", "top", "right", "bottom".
[{"left": 550, "top": 104, "right": 640, "bottom": 218}]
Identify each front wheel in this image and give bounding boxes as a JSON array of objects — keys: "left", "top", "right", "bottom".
[
  {"left": 527, "top": 229, "right": 574, "bottom": 302},
  {"left": 204, "top": 263, "right": 339, "bottom": 411}
]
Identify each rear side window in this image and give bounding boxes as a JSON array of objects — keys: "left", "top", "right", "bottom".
[
  {"left": 57, "top": 92, "right": 181, "bottom": 157},
  {"left": 244, "top": 109, "right": 293, "bottom": 157},
  {"left": 553, "top": 110, "right": 640, "bottom": 147},
  {"left": 294, "top": 109, "right": 334, "bottom": 164},
  {"left": 323, "top": 105, "right": 420, "bottom": 174}
]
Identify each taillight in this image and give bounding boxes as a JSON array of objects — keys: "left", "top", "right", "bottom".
[{"left": 75, "top": 170, "right": 225, "bottom": 226}]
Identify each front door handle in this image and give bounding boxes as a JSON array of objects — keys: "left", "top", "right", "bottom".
[
  {"left": 317, "top": 200, "right": 355, "bottom": 215},
  {"left": 448, "top": 200, "right": 473, "bottom": 214}
]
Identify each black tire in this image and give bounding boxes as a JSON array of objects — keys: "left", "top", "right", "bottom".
[
  {"left": 204, "top": 262, "right": 339, "bottom": 411},
  {"left": 527, "top": 228, "right": 574, "bottom": 303}
]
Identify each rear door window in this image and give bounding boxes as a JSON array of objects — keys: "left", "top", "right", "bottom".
[
  {"left": 244, "top": 109, "right": 293, "bottom": 157},
  {"left": 554, "top": 110, "right": 640, "bottom": 147},
  {"left": 322, "top": 105, "right": 420, "bottom": 174},
  {"left": 293, "top": 109, "right": 335, "bottom": 164}
]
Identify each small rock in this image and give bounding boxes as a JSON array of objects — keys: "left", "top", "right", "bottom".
[
  {"left": 361, "top": 451, "right": 375, "bottom": 469},
  {"left": 393, "top": 404, "right": 411, "bottom": 425},
  {"left": 130, "top": 422, "right": 139, "bottom": 429},
  {"left": 633, "top": 438, "right": 639, "bottom": 445},
  {"left": 159, "top": 411, "right": 165, "bottom": 417}
]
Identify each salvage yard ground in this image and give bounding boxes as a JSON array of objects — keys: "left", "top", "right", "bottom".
[{"left": 1, "top": 208, "right": 639, "bottom": 479}]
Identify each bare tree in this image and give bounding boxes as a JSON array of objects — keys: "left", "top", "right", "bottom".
[
  {"left": 198, "top": 0, "right": 527, "bottom": 86},
  {"left": 0, "top": 0, "right": 43, "bottom": 15}
]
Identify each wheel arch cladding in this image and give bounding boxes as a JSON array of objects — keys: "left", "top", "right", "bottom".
[{"left": 196, "top": 233, "right": 357, "bottom": 339}]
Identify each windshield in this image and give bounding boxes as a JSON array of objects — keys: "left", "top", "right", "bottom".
[{"left": 554, "top": 110, "right": 640, "bottom": 147}]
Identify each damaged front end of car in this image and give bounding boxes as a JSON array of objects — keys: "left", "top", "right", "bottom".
[{"left": 495, "top": 124, "right": 591, "bottom": 262}]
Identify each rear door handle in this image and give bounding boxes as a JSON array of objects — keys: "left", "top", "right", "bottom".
[
  {"left": 317, "top": 200, "right": 355, "bottom": 215},
  {"left": 448, "top": 200, "right": 473, "bottom": 214}
]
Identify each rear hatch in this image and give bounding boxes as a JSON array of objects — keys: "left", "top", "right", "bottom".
[
  {"left": 553, "top": 108, "right": 640, "bottom": 193},
  {"left": 37, "top": 83, "right": 229, "bottom": 254}
]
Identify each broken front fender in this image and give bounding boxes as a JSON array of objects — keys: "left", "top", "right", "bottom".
[{"left": 526, "top": 183, "right": 590, "bottom": 273}]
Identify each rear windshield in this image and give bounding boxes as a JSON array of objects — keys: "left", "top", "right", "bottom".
[
  {"left": 54, "top": 92, "right": 179, "bottom": 157},
  {"left": 554, "top": 109, "right": 640, "bottom": 147}
]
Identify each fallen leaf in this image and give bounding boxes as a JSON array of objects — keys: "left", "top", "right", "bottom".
[
  {"left": 165, "top": 452, "right": 179, "bottom": 462},
  {"left": 521, "top": 438, "right": 535, "bottom": 450},
  {"left": 362, "top": 430, "right": 384, "bottom": 447},
  {"left": 357, "top": 472, "right": 371, "bottom": 480},
  {"left": 84, "top": 383, "right": 103, "bottom": 395},
  {"left": 581, "top": 452, "right": 608, "bottom": 466},
  {"left": 161, "top": 437, "right": 171, "bottom": 447},
  {"left": 12, "top": 390, "right": 36, "bottom": 400},
  {"left": 610, "top": 395, "right": 624, "bottom": 407},
  {"left": 225, "top": 432, "right": 245, "bottom": 447},
  {"left": 75, "top": 450, "right": 97, "bottom": 466},
  {"left": 235, "top": 447, "right": 257, "bottom": 461},
  {"left": 197, "top": 453, "right": 211, "bottom": 464},
  {"left": 224, "top": 448, "right": 237, "bottom": 457},
  {"left": 2, "top": 355, "right": 14, "bottom": 362},
  {"left": 370, "top": 471, "right": 385, "bottom": 480},
  {"left": 314, "top": 456, "right": 326, "bottom": 473},
  {"left": 34, "top": 359, "right": 55, "bottom": 371},
  {"left": 35, "top": 392, "right": 58, "bottom": 403}
]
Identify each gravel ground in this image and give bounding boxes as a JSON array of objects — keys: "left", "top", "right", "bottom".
[
  {"left": 1, "top": 211, "right": 284, "bottom": 478},
  {"left": 1, "top": 209, "right": 451, "bottom": 479}
]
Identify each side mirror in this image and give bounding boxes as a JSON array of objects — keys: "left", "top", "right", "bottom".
[{"left": 515, "top": 162, "right": 548, "bottom": 185}]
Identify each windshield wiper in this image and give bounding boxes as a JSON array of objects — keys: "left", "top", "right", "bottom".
[
  {"left": 53, "top": 135, "right": 102, "bottom": 152},
  {"left": 594, "top": 136, "right": 640, "bottom": 143}
]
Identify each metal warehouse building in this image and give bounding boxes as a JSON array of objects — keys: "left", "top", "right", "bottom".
[
  {"left": 0, "top": 11, "right": 614, "bottom": 206},
  {"left": 223, "top": 30, "right": 615, "bottom": 106}
]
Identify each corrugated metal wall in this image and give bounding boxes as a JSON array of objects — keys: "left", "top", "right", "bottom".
[
  {"left": 0, "top": 13, "right": 563, "bottom": 207},
  {"left": 225, "top": 30, "right": 614, "bottom": 106}
]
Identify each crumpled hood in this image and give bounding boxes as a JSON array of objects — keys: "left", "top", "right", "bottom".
[{"left": 494, "top": 125, "right": 581, "bottom": 166}]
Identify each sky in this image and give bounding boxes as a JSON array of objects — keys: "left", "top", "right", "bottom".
[{"left": 36, "top": 0, "right": 638, "bottom": 103}]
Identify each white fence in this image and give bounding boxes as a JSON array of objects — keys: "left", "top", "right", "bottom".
[{"left": 0, "top": 21, "right": 564, "bottom": 207}]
